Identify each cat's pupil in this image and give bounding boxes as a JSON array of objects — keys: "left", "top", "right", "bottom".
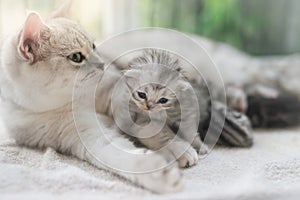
[
  {"left": 92, "top": 43, "right": 96, "bottom": 50},
  {"left": 68, "top": 52, "right": 85, "bottom": 63},
  {"left": 138, "top": 92, "right": 147, "bottom": 99},
  {"left": 158, "top": 98, "right": 168, "bottom": 104}
]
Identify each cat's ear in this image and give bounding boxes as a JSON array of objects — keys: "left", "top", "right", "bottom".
[
  {"left": 51, "top": 0, "right": 73, "bottom": 19},
  {"left": 18, "top": 12, "right": 49, "bottom": 63},
  {"left": 123, "top": 69, "right": 140, "bottom": 90}
]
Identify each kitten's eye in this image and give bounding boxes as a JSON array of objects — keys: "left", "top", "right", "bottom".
[
  {"left": 92, "top": 43, "right": 96, "bottom": 50},
  {"left": 158, "top": 98, "right": 168, "bottom": 104},
  {"left": 68, "top": 52, "right": 85, "bottom": 63},
  {"left": 137, "top": 92, "right": 147, "bottom": 99}
]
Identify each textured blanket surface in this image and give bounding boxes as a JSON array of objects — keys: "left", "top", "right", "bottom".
[
  {"left": 1, "top": 33, "right": 300, "bottom": 199},
  {"left": 1, "top": 119, "right": 300, "bottom": 200}
]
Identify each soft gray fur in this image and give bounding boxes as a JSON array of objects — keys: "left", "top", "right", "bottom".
[{"left": 109, "top": 49, "right": 253, "bottom": 148}]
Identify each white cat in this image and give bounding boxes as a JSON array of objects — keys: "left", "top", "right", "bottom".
[{"left": 0, "top": 4, "right": 182, "bottom": 194}]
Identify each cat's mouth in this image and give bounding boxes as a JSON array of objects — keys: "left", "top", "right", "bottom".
[
  {"left": 140, "top": 105, "right": 153, "bottom": 111},
  {"left": 139, "top": 105, "right": 161, "bottom": 113}
]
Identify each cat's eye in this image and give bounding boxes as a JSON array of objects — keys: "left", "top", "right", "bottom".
[
  {"left": 137, "top": 92, "right": 147, "bottom": 99},
  {"left": 92, "top": 43, "right": 96, "bottom": 50},
  {"left": 158, "top": 98, "right": 168, "bottom": 104},
  {"left": 68, "top": 52, "right": 85, "bottom": 63}
]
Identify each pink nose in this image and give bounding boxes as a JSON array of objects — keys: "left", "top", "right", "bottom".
[{"left": 146, "top": 101, "right": 155, "bottom": 110}]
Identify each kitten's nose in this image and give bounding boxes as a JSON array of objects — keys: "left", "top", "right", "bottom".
[{"left": 146, "top": 101, "right": 155, "bottom": 110}]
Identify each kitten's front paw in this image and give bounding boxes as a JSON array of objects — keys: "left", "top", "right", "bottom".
[
  {"left": 162, "top": 140, "right": 199, "bottom": 168},
  {"left": 198, "top": 143, "right": 209, "bottom": 155},
  {"left": 190, "top": 135, "right": 208, "bottom": 155},
  {"left": 138, "top": 154, "right": 183, "bottom": 193},
  {"left": 177, "top": 145, "right": 199, "bottom": 168}
]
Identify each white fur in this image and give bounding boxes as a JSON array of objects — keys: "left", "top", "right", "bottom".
[{"left": 0, "top": 11, "right": 182, "bottom": 193}]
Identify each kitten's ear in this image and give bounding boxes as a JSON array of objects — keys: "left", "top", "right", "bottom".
[
  {"left": 176, "top": 80, "right": 192, "bottom": 92},
  {"left": 123, "top": 69, "right": 140, "bottom": 89},
  {"left": 51, "top": 0, "right": 73, "bottom": 19},
  {"left": 18, "top": 12, "right": 48, "bottom": 63}
]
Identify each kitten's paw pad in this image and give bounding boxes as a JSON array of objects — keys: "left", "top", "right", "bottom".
[{"left": 178, "top": 147, "right": 198, "bottom": 168}]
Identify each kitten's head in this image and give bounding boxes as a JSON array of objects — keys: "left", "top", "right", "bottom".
[
  {"left": 124, "top": 50, "right": 190, "bottom": 112},
  {"left": 126, "top": 72, "right": 177, "bottom": 112},
  {"left": 0, "top": 4, "right": 104, "bottom": 111}
]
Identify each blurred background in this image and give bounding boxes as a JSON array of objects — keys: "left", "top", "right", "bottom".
[{"left": 0, "top": 0, "right": 299, "bottom": 55}]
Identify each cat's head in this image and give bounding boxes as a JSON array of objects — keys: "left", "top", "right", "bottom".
[
  {"left": 0, "top": 4, "right": 104, "bottom": 112},
  {"left": 124, "top": 63, "right": 190, "bottom": 113}
]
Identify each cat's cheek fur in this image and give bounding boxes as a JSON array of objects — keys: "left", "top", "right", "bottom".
[{"left": 2, "top": 41, "right": 88, "bottom": 113}]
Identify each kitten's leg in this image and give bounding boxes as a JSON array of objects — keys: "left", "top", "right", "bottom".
[
  {"left": 166, "top": 135, "right": 201, "bottom": 168},
  {"left": 71, "top": 113, "right": 182, "bottom": 194},
  {"left": 137, "top": 124, "right": 199, "bottom": 168},
  {"left": 176, "top": 122, "right": 208, "bottom": 156},
  {"left": 174, "top": 89, "right": 208, "bottom": 155},
  {"left": 174, "top": 104, "right": 208, "bottom": 155}
]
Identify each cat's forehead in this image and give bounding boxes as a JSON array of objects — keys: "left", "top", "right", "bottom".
[{"left": 46, "top": 18, "right": 94, "bottom": 52}]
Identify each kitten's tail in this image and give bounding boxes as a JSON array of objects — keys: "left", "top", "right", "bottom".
[{"left": 246, "top": 94, "right": 300, "bottom": 128}]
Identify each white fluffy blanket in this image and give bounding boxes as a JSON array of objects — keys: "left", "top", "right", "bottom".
[
  {"left": 1, "top": 33, "right": 300, "bottom": 199},
  {"left": 1, "top": 118, "right": 300, "bottom": 200}
]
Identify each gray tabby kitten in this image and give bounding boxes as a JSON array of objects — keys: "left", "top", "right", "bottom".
[
  {"left": 100, "top": 29, "right": 300, "bottom": 128},
  {"left": 111, "top": 50, "right": 208, "bottom": 168},
  {"left": 111, "top": 49, "right": 253, "bottom": 148},
  {"left": 0, "top": 4, "right": 183, "bottom": 194}
]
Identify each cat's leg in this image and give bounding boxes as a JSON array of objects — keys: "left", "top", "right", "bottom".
[
  {"left": 71, "top": 113, "right": 182, "bottom": 194},
  {"left": 137, "top": 124, "right": 199, "bottom": 168}
]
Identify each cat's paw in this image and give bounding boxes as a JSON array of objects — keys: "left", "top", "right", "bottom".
[
  {"left": 177, "top": 145, "right": 198, "bottom": 168},
  {"left": 137, "top": 154, "right": 183, "bottom": 193}
]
